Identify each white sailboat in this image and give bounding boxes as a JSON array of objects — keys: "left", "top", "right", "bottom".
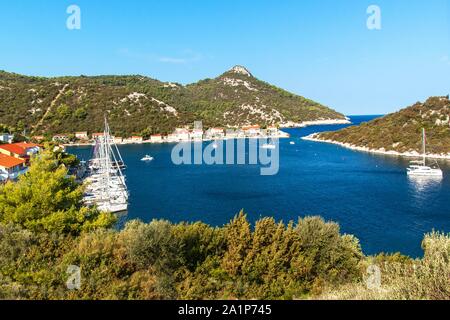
[
  {"left": 84, "top": 117, "right": 129, "bottom": 213},
  {"left": 261, "top": 142, "right": 276, "bottom": 149},
  {"left": 141, "top": 155, "right": 154, "bottom": 161},
  {"left": 407, "top": 128, "right": 443, "bottom": 177}
]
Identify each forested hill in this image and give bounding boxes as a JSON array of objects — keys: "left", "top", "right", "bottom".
[
  {"left": 0, "top": 66, "right": 345, "bottom": 136},
  {"left": 315, "top": 96, "right": 450, "bottom": 155}
]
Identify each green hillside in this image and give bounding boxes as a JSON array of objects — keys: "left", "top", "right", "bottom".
[
  {"left": 0, "top": 66, "right": 345, "bottom": 137},
  {"left": 316, "top": 96, "right": 450, "bottom": 155}
]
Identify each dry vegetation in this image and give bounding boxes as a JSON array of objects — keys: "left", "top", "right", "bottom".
[{"left": 317, "top": 96, "right": 450, "bottom": 155}]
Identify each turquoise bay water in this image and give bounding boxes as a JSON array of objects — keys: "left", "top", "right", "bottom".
[{"left": 68, "top": 116, "right": 450, "bottom": 257}]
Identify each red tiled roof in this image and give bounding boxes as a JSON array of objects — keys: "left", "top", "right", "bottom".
[
  {"left": 0, "top": 154, "right": 25, "bottom": 168},
  {"left": 13, "top": 142, "right": 40, "bottom": 149},
  {"left": 0, "top": 144, "right": 26, "bottom": 155},
  {"left": 242, "top": 125, "right": 261, "bottom": 131}
]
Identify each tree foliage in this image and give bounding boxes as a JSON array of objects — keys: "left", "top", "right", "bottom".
[{"left": 0, "top": 150, "right": 115, "bottom": 234}]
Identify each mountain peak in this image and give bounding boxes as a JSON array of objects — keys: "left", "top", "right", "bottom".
[{"left": 228, "top": 65, "right": 253, "bottom": 77}]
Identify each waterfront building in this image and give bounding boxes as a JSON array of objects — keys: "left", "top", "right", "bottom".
[
  {"left": 174, "top": 128, "right": 190, "bottom": 141},
  {"left": 53, "top": 134, "right": 69, "bottom": 143},
  {"left": 150, "top": 134, "right": 164, "bottom": 143},
  {"left": 92, "top": 133, "right": 104, "bottom": 140},
  {"left": 167, "top": 133, "right": 178, "bottom": 142},
  {"left": 190, "top": 129, "right": 203, "bottom": 141},
  {"left": 242, "top": 125, "right": 261, "bottom": 137},
  {"left": 131, "top": 136, "right": 144, "bottom": 143},
  {"left": 0, "top": 154, "right": 27, "bottom": 182},
  {"left": 113, "top": 136, "right": 123, "bottom": 144},
  {"left": 205, "top": 128, "right": 225, "bottom": 139},
  {"left": 75, "top": 132, "right": 89, "bottom": 140}
]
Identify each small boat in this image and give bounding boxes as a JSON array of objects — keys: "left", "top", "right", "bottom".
[
  {"left": 290, "top": 141, "right": 295, "bottom": 145},
  {"left": 261, "top": 143, "right": 276, "bottom": 150},
  {"left": 407, "top": 128, "right": 443, "bottom": 177},
  {"left": 141, "top": 155, "right": 154, "bottom": 162}
]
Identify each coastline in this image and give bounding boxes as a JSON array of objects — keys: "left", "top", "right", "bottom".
[
  {"left": 280, "top": 118, "right": 351, "bottom": 128},
  {"left": 64, "top": 132, "right": 291, "bottom": 147},
  {"left": 303, "top": 133, "right": 450, "bottom": 160},
  {"left": 64, "top": 118, "right": 350, "bottom": 147}
]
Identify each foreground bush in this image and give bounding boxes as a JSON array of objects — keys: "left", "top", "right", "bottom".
[
  {"left": 318, "top": 231, "right": 450, "bottom": 300},
  {"left": 0, "top": 213, "right": 364, "bottom": 299}
]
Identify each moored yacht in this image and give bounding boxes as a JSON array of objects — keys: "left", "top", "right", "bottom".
[
  {"left": 141, "top": 155, "right": 154, "bottom": 161},
  {"left": 83, "top": 117, "right": 129, "bottom": 213},
  {"left": 407, "top": 128, "right": 443, "bottom": 177}
]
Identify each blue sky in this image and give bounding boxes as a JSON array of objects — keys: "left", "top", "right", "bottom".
[{"left": 0, "top": 0, "right": 449, "bottom": 115}]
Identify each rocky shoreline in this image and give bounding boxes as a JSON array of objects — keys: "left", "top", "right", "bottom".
[
  {"left": 280, "top": 118, "right": 351, "bottom": 128},
  {"left": 303, "top": 133, "right": 450, "bottom": 160}
]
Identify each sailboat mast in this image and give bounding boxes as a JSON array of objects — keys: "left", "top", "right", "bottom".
[{"left": 422, "top": 128, "right": 426, "bottom": 165}]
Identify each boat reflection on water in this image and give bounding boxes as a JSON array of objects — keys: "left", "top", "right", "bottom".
[{"left": 407, "top": 175, "right": 443, "bottom": 206}]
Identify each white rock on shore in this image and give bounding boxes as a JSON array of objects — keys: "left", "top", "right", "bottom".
[
  {"left": 302, "top": 133, "right": 450, "bottom": 160},
  {"left": 280, "top": 118, "right": 351, "bottom": 128}
]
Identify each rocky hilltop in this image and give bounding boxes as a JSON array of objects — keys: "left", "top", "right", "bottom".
[{"left": 0, "top": 66, "right": 346, "bottom": 136}]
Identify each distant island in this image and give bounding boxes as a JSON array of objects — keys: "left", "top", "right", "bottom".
[
  {"left": 304, "top": 96, "right": 450, "bottom": 159},
  {"left": 0, "top": 66, "right": 348, "bottom": 138}
]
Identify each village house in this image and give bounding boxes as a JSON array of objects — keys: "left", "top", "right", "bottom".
[
  {"left": 0, "top": 154, "right": 27, "bottom": 182},
  {"left": 174, "top": 128, "right": 190, "bottom": 141},
  {"left": 0, "top": 133, "right": 14, "bottom": 144},
  {"left": 53, "top": 134, "right": 69, "bottom": 143},
  {"left": 0, "top": 142, "right": 39, "bottom": 159},
  {"left": 32, "top": 135, "right": 45, "bottom": 142},
  {"left": 267, "top": 126, "right": 279, "bottom": 135},
  {"left": 167, "top": 133, "right": 178, "bottom": 142},
  {"left": 14, "top": 142, "right": 40, "bottom": 156},
  {"left": 242, "top": 125, "right": 261, "bottom": 137},
  {"left": 131, "top": 136, "right": 143, "bottom": 143},
  {"left": 225, "top": 129, "right": 244, "bottom": 139},
  {"left": 190, "top": 128, "right": 204, "bottom": 141},
  {"left": 205, "top": 128, "right": 224, "bottom": 139},
  {"left": 113, "top": 136, "right": 123, "bottom": 144},
  {"left": 91, "top": 133, "right": 104, "bottom": 140},
  {"left": 75, "top": 132, "right": 89, "bottom": 140},
  {"left": 150, "top": 134, "right": 163, "bottom": 143},
  {"left": 0, "top": 143, "right": 40, "bottom": 168}
]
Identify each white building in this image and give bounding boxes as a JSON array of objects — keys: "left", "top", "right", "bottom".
[
  {"left": 52, "top": 134, "right": 69, "bottom": 143},
  {"left": 190, "top": 129, "right": 203, "bottom": 141},
  {"left": 113, "top": 136, "right": 123, "bottom": 144},
  {"left": 242, "top": 125, "right": 261, "bottom": 137},
  {"left": 131, "top": 136, "right": 143, "bottom": 143},
  {"left": 205, "top": 128, "right": 225, "bottom": 139},
  {"left": 167, "top": 134, "right": 178, "bottom": 142},
  {"left": 174, "top": 128, "right": 190, "bottom": 141},
  {"left": 150, "top": 134, "right": 163, "bottom": 143},
  {"left": 0, "top": 154, "right": 27, "bottom": 182},
  {"left": 75, "top": 132, "right": 89, "bottom": 140},
  {"left": 0, "top": 133, "right": 14, "bottom": 144}
]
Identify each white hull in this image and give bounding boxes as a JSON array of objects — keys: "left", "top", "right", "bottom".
[
  {"left": 83, "top": 117, "right": 129, "bottom": 213},
  {"left": 97, "top": 202, "right": 128, "bottom": 213},
  {"left": 406, "top": 129, "right": 444, "bottom": 178},
  {"left": 407, "top": 169, "right": 443, "bottom": 177}
]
